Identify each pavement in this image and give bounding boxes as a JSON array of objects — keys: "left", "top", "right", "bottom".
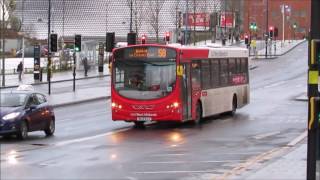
[{"left": 0, "top": 40, "right": 317, "bottom": 180}]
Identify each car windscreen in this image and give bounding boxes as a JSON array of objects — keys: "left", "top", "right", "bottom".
[{"left": 0, "top": 93, "right": 28, "bottom": 107}]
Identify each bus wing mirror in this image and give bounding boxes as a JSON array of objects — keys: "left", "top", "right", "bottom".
[{"left": 177, "top": 65, "right": 183, "bottom": 76}]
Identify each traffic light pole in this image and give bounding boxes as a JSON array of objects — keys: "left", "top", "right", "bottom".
[
  {"left": 47, "top": 0, "right": 51, "bottom": 95},
  {"left": 265, "top": 0, "right": 269, "bottom": 58},
  {"left": 307, "top": 0, "right": 320, "bottom": 179}
]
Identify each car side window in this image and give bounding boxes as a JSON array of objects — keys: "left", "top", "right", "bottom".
[
  {"left": 36, "top": 94, "right": 47, "bottom": 104},
  {"left": 26, "top": 95, "right": 40, "bottom": 108}
]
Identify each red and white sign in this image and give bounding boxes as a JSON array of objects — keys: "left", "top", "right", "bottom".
[
  {"left": 220, "top": 12, "right": 234, "bottom": 28},
  {"left": 183, "top": 13, "right": 210, "bottom": 27}
]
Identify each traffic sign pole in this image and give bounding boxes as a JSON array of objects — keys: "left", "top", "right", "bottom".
[{"left": 307, "top": 1, "right": 320, "bottom": 179}]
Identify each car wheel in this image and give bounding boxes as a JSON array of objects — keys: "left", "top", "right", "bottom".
[
  {"left": 44, "top": 118, "right": 55, "bottom": 136},
  {"left": 17, "top": 121, "right": 28, "bottom": 140},
  {"left": 133, "top": 121, "right": 145, "bottom": 129}
]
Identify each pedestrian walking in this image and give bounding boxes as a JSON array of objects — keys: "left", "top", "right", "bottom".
[
  {"left": 17, "top": 61, "right": 23, "bottom": 81},
  {"left": 83, "top": 57, "right": 88, "bottom": 77}
]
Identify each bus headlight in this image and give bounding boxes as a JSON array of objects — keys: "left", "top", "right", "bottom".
[{"left": 112, "top": 102, "right": 122, "bottom": 109}]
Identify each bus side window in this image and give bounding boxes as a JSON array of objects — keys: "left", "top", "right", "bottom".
[
  {"left": 201, "top": 60, "right": 211, "bottom": 90},
  {"left": 211, "top": 59, "right": 220, "bottom": 88},
  {"left": 220, "top": 59, "right": 229, "bottom": 86}
]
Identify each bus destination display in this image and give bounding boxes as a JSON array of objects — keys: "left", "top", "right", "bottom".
[{"left": 116, "top": 47, "right": 176, "bottom": 59}]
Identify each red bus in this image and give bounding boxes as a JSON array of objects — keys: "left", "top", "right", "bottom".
[{"left": 111, "top": 44, "right": 249, "bottom": 127}]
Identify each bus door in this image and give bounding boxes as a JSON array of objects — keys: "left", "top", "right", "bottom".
[
  {"left": 181, "top": 63, "right": 192, "bottom": 120},
  {"left": 191, "top": 61, "right": 202, "bottom": 119}
]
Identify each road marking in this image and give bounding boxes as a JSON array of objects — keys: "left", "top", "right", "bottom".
[
  {"left": 218, "top": 147, "right": 289, "bottom": 179},
  {"left": 55, "top": 127, "right": 131, "bottom": 146},
  {"left": 139, "top": 160, "right": 245, "bottom": 164},
  {"left": 253, "top": 131, "right": 281, "bottom": 140},
  {"left": 133, "top": 170, "right": 216, "bottom": 174},
  {"left": 263, "top": 81, "right": 286, "bottom": 88},
  {"left": 149, "top": 153, "right": 187, "bottom": 157},
  {"left": 287, "top": 130, "right": 307, "bottom": 147},
  {"left": 218, "top": 131, "right": 308, "bottom": 179}
]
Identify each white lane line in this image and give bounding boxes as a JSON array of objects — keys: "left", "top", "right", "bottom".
[
  {"left": 55, "top": 127, "right": 131, "bottom": 147},
  {"left": 253, "top": 131, "right": 281, "bottom": 140},
  {"left": 149, "top": 153, "right": 187, "bottom": 157},
  {"left": 139, "top": 160, "right": 245, "bottom": 164},
  {"left": 133, "top": 170, "right": 216, "bottom": 174},
  {"left": 264, "top": 81, "right": 286, "bottom": 88},
  {"left": 287, "top": 130, "right": 307, "bottom": 147}
]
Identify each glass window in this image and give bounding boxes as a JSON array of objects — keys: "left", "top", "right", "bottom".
[
  {"left": 0, "top": 93, "right": 27, "bottom": 107},
  {"left": 201, "top": 60, "right": 211, "bottom": 89},
  {"left": 36, "top": 94, "right": 47, "bottom": 104},
  {"left": 220, "top": 59, "right": 229, "bottom": 86},
  {"left": 113, "top": 59, "right": 176, "bottom": 100},
  {"left": 211, "top": 59, "right": 220, "bottom": 88}
]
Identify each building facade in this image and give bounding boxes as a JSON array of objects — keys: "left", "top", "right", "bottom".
[{"left": 243, "top": 0, "right": 310, "bottom": 40}]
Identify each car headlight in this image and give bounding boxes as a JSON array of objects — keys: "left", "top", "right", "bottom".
[{"left": 3, "top": 112, "right": 21, "bottom": 121}]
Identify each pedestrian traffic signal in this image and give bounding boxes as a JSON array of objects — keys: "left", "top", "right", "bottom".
[
  {"left": 311, "top": 40, "right": 320, "bottom": 65},
  {"left": 50, "top": 34, "right": 58, "bottom": 52},
  {"left": 165, "top": 32, "right": 170, "bottom": 42},
  {"left": 75, "top": 35, "right": 81, "bottom": 52},
  {"left": 141, "top": 34, "right": 146, "bottom": 44},
  {"left": 274, "top": 27, "right": 278, "bottom": 38},
  {"left": 269, "top": 26, "right": 274, "bottom": 38},
  {"left": 106, "top": 32, "right": 115, "bottom": 52},
  {"left": 127, "top": 32, "right": 136, "bottom": 45},
  {"left": 244, "top": 35, "right": 249, "bottom": 45}
]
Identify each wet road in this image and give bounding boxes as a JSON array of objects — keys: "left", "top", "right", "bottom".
[{"left": 0, "top": 42, "right": 308, "bottom": 179}]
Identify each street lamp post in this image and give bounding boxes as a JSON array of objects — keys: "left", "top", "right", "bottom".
[{"left": 130, "top": 0, "right": 133, "bottom": 32}]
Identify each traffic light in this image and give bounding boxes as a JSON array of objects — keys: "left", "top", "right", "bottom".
[
  {"left": 269, "top": 26, "right": 274, "bottom": 38},
  {"left": 50, "top": 34, "right": 57, "bottom": 52},
  {"left": 165, "top": 32, "right": 170, "bottom": 42},
  {"left": 127, "top": 32, "right": 136, "bottom": 45},
  {"left": 274, "top": 27, "right": 278, "bottom": 38},
  {"left": 141, "top": 34, "right": 146, "bottom": 44},
  {"left": 244, "top": 35, "right": 249, "bottom": 45},
  {"left": 312, "top": 40, "right": 320, "bottom": 65},
  {"left": 106, "top": 32, "right": 115, "bottom": 52},
  {"left": 249, "top": 22, "right": 257, "bottom": 31},
  {"left": 293, "top": 23, "right": 297, "bottom": 29},
  {"left": 75, "top": 35, "right": 81, "bottom": 52}
]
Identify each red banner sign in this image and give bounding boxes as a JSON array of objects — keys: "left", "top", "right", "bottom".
[
  {"left": 220, "top": 12, "right": 234, "bottom": 28},
  {"left": 183, "top": 13, "right": 210, "bottom": 27}
]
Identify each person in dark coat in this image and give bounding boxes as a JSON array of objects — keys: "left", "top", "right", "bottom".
[{"left": 17, "top": 61, "right": 23, "bottom": 81}]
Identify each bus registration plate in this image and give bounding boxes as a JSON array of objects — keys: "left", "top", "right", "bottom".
[{"left": 137, "top": 117, "right": 152, "bottom": 121}]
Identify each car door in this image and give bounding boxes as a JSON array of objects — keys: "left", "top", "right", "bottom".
[
  {"left": 25, "top": 94, "right": 42, "bottom": 131},
  {"left": 35, "top": 93, "right": 50, "bottom": 129}
]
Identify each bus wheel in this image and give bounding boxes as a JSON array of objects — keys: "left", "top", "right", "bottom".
[
  {"left": 193, "top": 103, "right": 202, "bottom": 125},
  {"left": 229, "top": 96, "right": 237, "bottom": 116},
  {"left": 134, "top": 121, "right": 145, "bottom": 129}
]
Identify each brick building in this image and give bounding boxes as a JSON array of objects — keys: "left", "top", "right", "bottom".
[{"left": 243, "top": 0, "right": 310, "bottom": 40}]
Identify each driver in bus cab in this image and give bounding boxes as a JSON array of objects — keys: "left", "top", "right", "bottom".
[{"left": 129, "top": 74, "right": 144, "bottom": 89}]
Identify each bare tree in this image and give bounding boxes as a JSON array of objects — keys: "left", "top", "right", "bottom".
[
  {"left": 146, "top": 0, "right": 166, "bottom": 43},
  {"left": 169, "top": 0, "right": 182, "bottom": 42},
  {"left": 133, "top": 0, "right": 145, "bottom": 37}
]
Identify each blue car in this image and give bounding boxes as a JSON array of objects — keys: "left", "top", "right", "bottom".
[{"left": 0, "top": 90, "right": 55, "bottom": 140}]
